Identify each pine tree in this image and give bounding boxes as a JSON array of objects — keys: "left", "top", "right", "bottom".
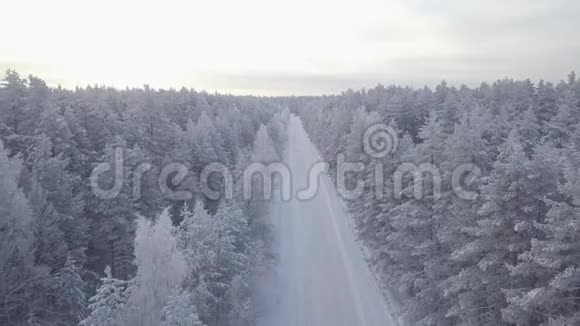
[
  {"left": 373, "top": 132, "right": 416, "bottom": 285},
  {"left": 251, "top": 123, "right": 279, "bottom": 164},
  {"left": 28, "top": 180, "right": 69, "bottom": 270},
  {"left": 546, "top": 103, "right": 574, "bottom": 148},
  {"left": 416, "top": 112, "right": 446, "bottom": 164},
  {"left": 215, "top": 111, "right": 242, "bottom": 166},
  {"left": 35, "top": 105, "right": 85, "bottom": 172},
  {"left": 91, "top": 136, "right": 138, "bottom": 280},
  {"left": 160, "top": 291, "right": 205, "bottom": 326},
  {"left": 127, "top": 86, "right": 177, "bottom": 159},
  {"left": 516, "top": 108, "right": 541, "bottom": 158},
  {"left": 80, "top": 266, "right": 129, "bottom": 326},
  {"left": 535, "top": 80, "right": 558, "bottom": 124},
  {"left": 434, "top": 81, "right": 459, "bottom": 133},
  {"left": 343, "top": 106, "right": 368, "bottom": 161},
  {"left": 435, "top": 111, "right": 490, "bottom": 324},
  {"left": 502, "top": 148, "right": 579, "bottom": 324},
  {"left": 189, "top": 112, "right": 229, "bottom": 210},
  {"left": 23, "top": 75, "right": 50, "bottom": 136},
  {"left": 247, "top": 124, "right": 279, "bottom": 224},
  {"left": 178, "top": 201, "right": 216, "bottom": 279},
  {"left": 208, "top": 202, "right": 250, "bottom": 325},
  {"left": 0, "top": 139, "right": 37, "bottom": 325},
  {"left": 28, "top": 134, "right": 87, "bottom": 262},
  {"left": 448, "top": 132, "right": 542, "bottom": 324},
  {"left": 191, "top": 112, "right": 226, "bottom": 171},
  {"left": 0, "top": 69, "right": 28, "bottom": 133},
  {"left": 126, "top": 209, "right": 187, "bottom": 326},
  {"left": 53, "top": 253, "right": 87, "bottom": 324},
  {"left": 399, "top": 114, "right": 447, "bottom": 324}
]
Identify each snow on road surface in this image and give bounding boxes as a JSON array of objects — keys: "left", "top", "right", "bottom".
[{"left": 257, "top": 116, "right": 400, "bottom": 326}]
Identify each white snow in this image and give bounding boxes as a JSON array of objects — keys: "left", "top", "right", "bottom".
[{"left": 257, "top": 116, "right": 400, "bottom": 326}]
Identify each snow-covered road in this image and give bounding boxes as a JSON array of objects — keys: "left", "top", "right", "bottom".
[{"left": 257, "top": 116, "right": 399, "bottom": 326}]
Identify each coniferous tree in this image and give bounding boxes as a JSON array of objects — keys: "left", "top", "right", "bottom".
[
  {"left": 126, "top": 209, "right": 187, "bottom": 326},
  {"left": 80, "top": 266, "right": 129, "bottom": 326},
  {"left": 53, "top": 254, "right": 87, "bottom": 324},
  {"left": 160, "top": 291, "right": 205, "bottom": 326},
  {"left": 0, "top": 140, "right": 36, "bottom": 325}
]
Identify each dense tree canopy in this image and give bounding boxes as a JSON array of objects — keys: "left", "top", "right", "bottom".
[
  {"left": 0, "top": 70, "right": 288, "bottom": 326},
  {"left": 296, "top": 72, "right": 580, "bottom": 325}
]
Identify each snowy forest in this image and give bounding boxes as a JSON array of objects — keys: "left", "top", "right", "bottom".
[
  {"left": 0, "top": 70, "right": 289, "bottom": 326},
  {"left": 296, "top": 72, "right": 580, "bottom": 325},
  {"left": 2, "top": 68, "right": 580, "bottom": 326}
]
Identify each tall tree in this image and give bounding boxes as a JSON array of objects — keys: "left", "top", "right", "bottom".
[
  {"left": 80, "top": 266, "right": 129, "bottom": 326},
  {"left": 126, "top": 209, "right": 187, "bottom": 326},
  {"left": 0, "top": 139, "right": 36, "bottom": 325}
]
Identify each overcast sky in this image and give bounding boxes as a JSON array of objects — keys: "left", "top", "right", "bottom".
[{"left": 1, "top": 0, "right": 579, "bottom": 95}]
